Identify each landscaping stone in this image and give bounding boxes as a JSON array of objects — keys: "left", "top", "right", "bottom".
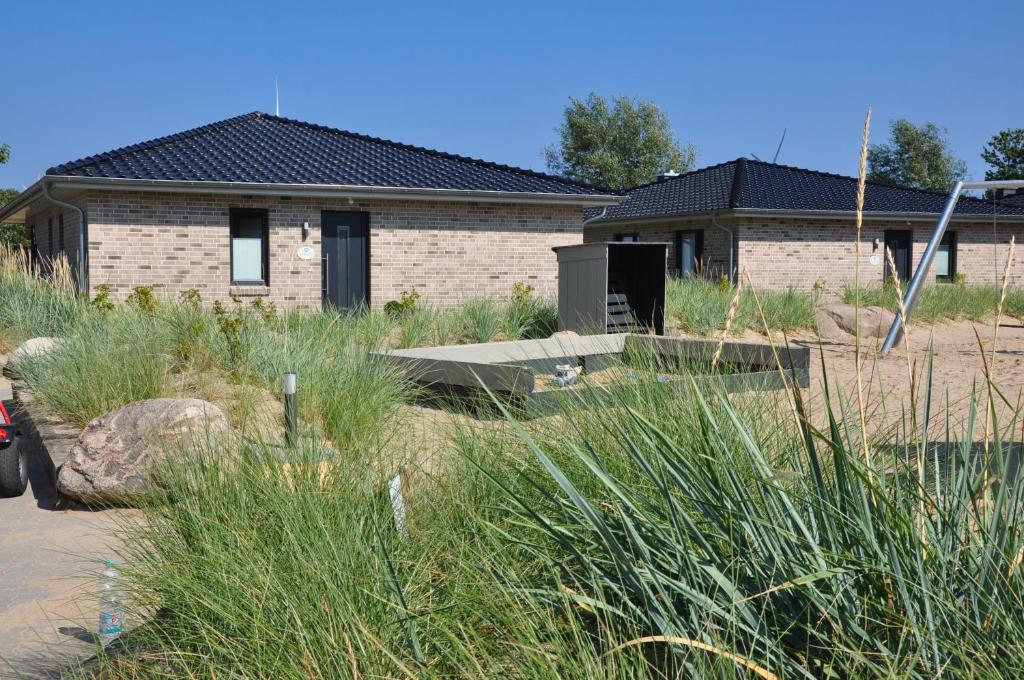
[
  {"left": 57, "top": 398, "right": 231, "bottom": 505},
  {"left": 817, "top": 303, "right": 896, "bottom": 339},
  {"left": 3, "top": 337, "right": 61, "bottom": 378}
]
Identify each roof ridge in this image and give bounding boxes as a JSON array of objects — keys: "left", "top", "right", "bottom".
[
  {"left": 740, "top": 157, "right": 1001, "bottom": 208},
  {"left": 254, "top": 112, "right": 621, "bottom": 195},
  {"left": 620, "top": 159, "right": 738, "bottom": 193},
  {"left": 728, "top": 157, "right": 746, "bottom": 208},
  {"left": 47, "top": 112, "right": 262, "bottom": 175}
]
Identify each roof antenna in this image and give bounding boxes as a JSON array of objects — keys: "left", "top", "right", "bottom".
[
  {"left": 275, "top": 76, "right": 280, "bottom": 116},
  {"left": 771, "top": 128, "right": 787, "bottom": 163}
]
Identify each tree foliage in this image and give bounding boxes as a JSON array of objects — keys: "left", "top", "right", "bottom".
[
  {"left": 544, "top": 93, "right": 696, "bottom": 192},
  {"left": 867, "top": 119, "right": 966, "bottom": 191},
  {"left": 0, "top": 145, "right": 27, "bottom": 246},
  {"left": 981, "top": 128, "right": 1024, "bottom": 181}
]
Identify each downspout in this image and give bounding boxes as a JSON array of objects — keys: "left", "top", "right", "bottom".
[
  {"left": 40, "top": 182, "right": 88, "bottom": 296},
  {"left": 710, "top": 210, "right": 735, "bottom": 283},
  {"left": 715, "top": 157, "right": 746, "bottom": 285},
  {"left": 582, "top": 206, "right": 608, "bottom": 226}
]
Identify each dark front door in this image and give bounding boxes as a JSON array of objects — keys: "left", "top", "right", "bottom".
[
  {"left": 883, "top": 229, "right": 913, "bottom": 283},
  {"left": 322, "top": 211, "right": 369, "bottom": 310}
]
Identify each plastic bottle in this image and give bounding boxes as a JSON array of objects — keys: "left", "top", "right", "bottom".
[{"left": 98, "top": 560, "right": 124, "bottom": 645}]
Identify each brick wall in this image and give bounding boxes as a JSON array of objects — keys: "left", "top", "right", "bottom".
[
  {"left": 84, "top": 190, "right": 583, "bottom": 308},
  {"left": 587, "top": 214, "right": 1024, "bottom": 296},
  {"left": 734, "top": 216, "right": 1024, "bottom": 296}
]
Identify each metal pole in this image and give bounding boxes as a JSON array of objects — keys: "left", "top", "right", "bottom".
[
  {"left": 880, "top": 181, "right": 964, "bottom": 354},
  {"left": 284, "top": 371, "right": 297, "bottom": 446}
]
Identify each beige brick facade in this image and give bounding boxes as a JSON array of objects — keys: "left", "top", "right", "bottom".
[
  {"left": 76, "top": 190, "right": 582, "bottom": 309},
  {"left": 586, "top": 214, "right": 1024, "bottom": 297}
]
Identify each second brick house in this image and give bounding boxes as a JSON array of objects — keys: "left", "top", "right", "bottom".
[
  {"left": 584, "top": 158, "right": 1024, "bottom": 294},
  {"left": 0, "top": 112, "right": 619, "bottom": 309}
]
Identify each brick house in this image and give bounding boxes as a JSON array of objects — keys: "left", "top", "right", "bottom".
[
  {"left": 584, "top": 158, "right": 1024, "bottom": 294},
  {"left": 0, "top": 112, "right": 619, "bottom": 309}
]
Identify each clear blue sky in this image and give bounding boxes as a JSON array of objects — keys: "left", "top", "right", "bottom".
[{"left": 2, "top": 0, "right": 1020, "bottom": 190}]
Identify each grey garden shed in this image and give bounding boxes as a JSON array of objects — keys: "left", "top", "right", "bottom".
[{"left": 553, "top": 242, "right": 668, "bottom": 335}]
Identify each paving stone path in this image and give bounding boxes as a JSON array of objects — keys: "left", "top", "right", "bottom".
[{"left": 0, "top": 377, "right": 126, "bottom": 678}]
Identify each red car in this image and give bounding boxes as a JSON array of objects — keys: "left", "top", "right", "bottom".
[{"left": 0, "top": 401, "right": 25, "bottom": 497}]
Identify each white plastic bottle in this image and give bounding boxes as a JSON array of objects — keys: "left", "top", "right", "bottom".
[{"left": 98, "top": 560, "right": 124, "bottom": 645}]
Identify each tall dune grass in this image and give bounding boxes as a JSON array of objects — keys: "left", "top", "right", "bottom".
[
  {"left": 842, "top": 282, "right": 1018, "bottom": 324},
  {"left": 0, "top": 245, "right": 85, "bottom": 350},
  {"left": 74, "top": 340, "right": 1024, "bottom": 678},
  {"left": 666, "top": 277, "right": 817, "bottom": 335}
]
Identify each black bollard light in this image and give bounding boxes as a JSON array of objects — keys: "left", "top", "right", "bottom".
[{"left": 284, "top": 371, "right": 297, "bottom": 447}]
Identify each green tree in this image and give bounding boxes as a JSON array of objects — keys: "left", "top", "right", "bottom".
[
  {"left": 0, "top": 145, "right": 28, "bottom": 246},
  {"left": 544, "top": 93, "right": 696, "bottom": 191},
  {"left": 981, "top": 128, "right": 1024, "bottom": 181},
  {"left": 867, "top": 119, "right": 966, "bottom": 191}
]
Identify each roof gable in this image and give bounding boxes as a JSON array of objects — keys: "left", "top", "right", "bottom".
[
  {"left": 47, "top": 112, "right": 614, "bottom": 197},
  {"left": 589, "top": 158, "right": 1024, "bottom": 221}
]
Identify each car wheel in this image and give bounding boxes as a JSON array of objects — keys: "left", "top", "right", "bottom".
[{"left": 0, "top": 441, "right": 28, "bottom": 498}]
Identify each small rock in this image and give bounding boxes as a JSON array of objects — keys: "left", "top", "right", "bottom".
[
  {"left": 4, "top": 337, "right": 61, "bottom": 377},
  {"left": 817, "top": 303, "right": 896, "bottom": 339},
  {"left": 57, "top": 398, "right": 231, "bottom": 505}
]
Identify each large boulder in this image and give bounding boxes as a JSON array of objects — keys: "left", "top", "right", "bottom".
[
  {"left": 816, "top": 304, "right": 897, "bottom": 339},
  {"left": 4, "top": 337, "right": 61, "bottom": 377},
  {"left": 57, "top": 398, "right": 231, "bottom": 505}
]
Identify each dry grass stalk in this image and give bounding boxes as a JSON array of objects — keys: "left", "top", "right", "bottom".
[
  {"left": 711, "top": 274, "right": 743, "bottom": 370},
  {"left": 982, "top": 236, "right": 1016, "bottom": 503},
  {"left": 885, "top": 246, "right": 927, "bottom": 547},
  {"left": 884, "top": 247, "right": 916, "bottom": 412},
  {"left": 853, "top": 106, "right": 873, "bottom": 468},
  {"left": 604, "top": 636, "right": 779, "bottom": 680},
  {"left": 0, "top": 242, "right": 34, "bottom": 278},
  {"left": 49, "top": 252, "right": 76, "bottom": 294}
]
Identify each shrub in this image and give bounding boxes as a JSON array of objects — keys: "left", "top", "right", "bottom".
[
  {"left": 511, "top": 280, "right": 534, "bottom": 305},
  {"left": 90, "top": 284, "right": 115, "bottom": 314},
  {"left": 384, "top": 289, "right": 421, "bottom": 317},
  {"left": 179, "top": 288, "right": 202, "bottom": 310},
  {"left": 125, "top": 285, "right": 157, "bottom": 313}
]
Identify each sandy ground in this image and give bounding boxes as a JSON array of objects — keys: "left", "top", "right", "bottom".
[{"left": 758, "top": 317, "right": 1024, "bottom": 437}]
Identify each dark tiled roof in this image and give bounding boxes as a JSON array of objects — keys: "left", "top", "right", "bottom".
[
  {"left": 47, "top": 112, "right": 612, "bottom": 196},
  {"left": 999, "top": 192, "right": 1024, "bottom": 208},
  {"left": 587, "top": 158, "right": 1024, "bottom": 221}
]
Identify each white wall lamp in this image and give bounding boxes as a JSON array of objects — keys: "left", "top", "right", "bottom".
[{"left": 302, "top": 221, "right": 310, "bottom": 240}]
